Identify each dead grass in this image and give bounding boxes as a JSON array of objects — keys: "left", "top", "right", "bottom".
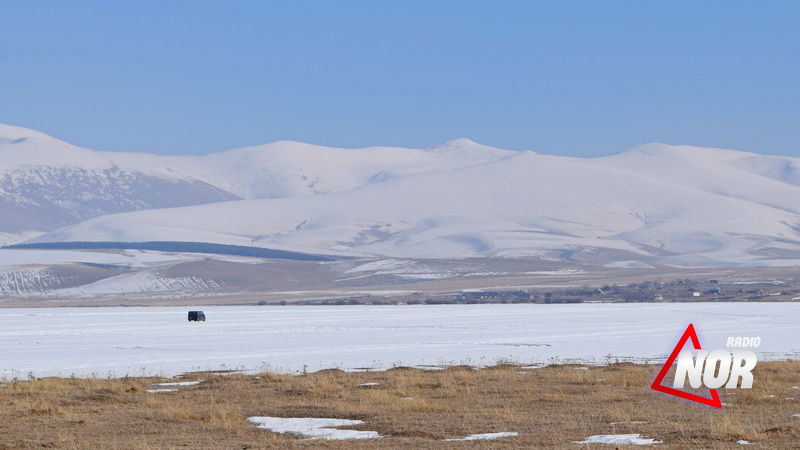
[{"left": 1, "top": 361, "right": 799, "bottom": 448}]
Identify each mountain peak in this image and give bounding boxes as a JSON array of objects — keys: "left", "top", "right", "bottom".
[
  {"left": 0, "top": 123, "right": 70, "bottom": 146},
  {"left": 425, "top": 138, "right": 515, "bottom": 154},
  {"left": 0, "top": 123, "right": 58, "bottom": 143},
  {"left": 427, "top": 138, "right": 480, "bottom": 150},
  {"left": 444, "top": 138, "right": 479, "bottom": 146},
  {"left": 618, "top": 143, "right": 755, "bottom": 162}
]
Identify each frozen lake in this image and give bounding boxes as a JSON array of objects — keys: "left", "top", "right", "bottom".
[{"left": 1, "top": 303, "right": 798, "bottom": 379}]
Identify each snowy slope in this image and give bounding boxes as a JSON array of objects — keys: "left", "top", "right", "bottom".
[
  {"left": 5, "top": 123, "right": 800, "bottom": 267},
  {"left": 30, "top": 144, "right": 800, "bottom": 266},
  {"left": 0, "top": 125, "right": 514, "bottom": 245},
  {"left": 0, "top": 125, "right": 240, "bottom": 243},
  {"left": 160, "top": 138, "right": 515, "bottom": 199}
]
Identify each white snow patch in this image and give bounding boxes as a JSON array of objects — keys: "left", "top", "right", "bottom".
[
  {"left": 444, "top": 432, "right": 518, "bottom": 441},
  {"left": 735, "top": 440, "right": 753, "bottom": 445},
  {"left": 572, "top": 434, "right": 662, "bottom": 445},
  {"left": 58, "top": 270, "right": 222, "bottom": 297},
  {"left": 152, "top": 380, "right": 203, "bottom": 387},
  {"left": 346, "top": 259, "right": 413, "bottom": 273},
  {"left": 0, "top": 249, "right": 193, "bottom": 268},
  {"left": 146, "top": 388, "right": 178, "bottom": 393},
  {"left": 246, "top": 417, "right": 384, "bottom": 440}
]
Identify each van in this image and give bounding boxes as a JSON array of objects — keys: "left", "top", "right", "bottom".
[{"left": 188, "top": 311, "right": 206, "bottom": 322}]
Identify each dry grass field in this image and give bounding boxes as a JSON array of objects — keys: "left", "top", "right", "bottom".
[{"left": 1, "top": 361, "right": 799, "bottom": 449}]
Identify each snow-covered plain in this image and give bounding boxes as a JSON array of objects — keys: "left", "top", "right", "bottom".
[{"left": 1, "top": 303, "right": 798, "bottom": 379}]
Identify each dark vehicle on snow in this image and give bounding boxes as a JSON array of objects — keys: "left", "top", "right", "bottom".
[{"left": 188, "top": 311, "right": 206, "bottom": 322}]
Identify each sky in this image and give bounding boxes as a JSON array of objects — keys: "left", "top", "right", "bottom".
[{"left": 1, "top": 1, "right": 799, "bottom": 157}]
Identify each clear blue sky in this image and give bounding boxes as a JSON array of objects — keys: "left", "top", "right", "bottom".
[{"left": 1, "top": 1, "right": 798, "bottom": 157}]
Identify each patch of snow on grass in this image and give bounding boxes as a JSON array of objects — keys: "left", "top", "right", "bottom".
[
  {"left": 146, "top": 388, "right": 178, "bottom": 393},
  {"left": 152, "top": 380, "right": 203, "bottom": 387},
  {"left": 444, "top": 432, "right": 518, "bottom": 441},
  {"left": 573, "top": 434, "right": 662, "bottom": 445},
  {"left": 246, "top": 417, "right": 384, "bottom": 440}
]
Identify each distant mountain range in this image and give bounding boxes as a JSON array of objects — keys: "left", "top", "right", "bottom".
[{"left": 2, "top": 123, "right": 800, "bottom": 268}]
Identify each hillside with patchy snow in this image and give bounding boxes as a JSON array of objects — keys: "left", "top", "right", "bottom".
[{"left": 3, "top": 123, "right": 800, "bottom": 268}]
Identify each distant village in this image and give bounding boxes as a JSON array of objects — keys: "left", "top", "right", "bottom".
[{"left": 296, "top": 278, "right": 800, "bottom": 306}]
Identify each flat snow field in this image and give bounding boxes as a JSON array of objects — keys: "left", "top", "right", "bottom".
[{"left": 1, "top": 303, "right": 798, "bottom": 379}]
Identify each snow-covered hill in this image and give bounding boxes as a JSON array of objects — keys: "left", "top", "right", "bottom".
[
  {"left": 0, "top": 125, "right": 513, "bottom": 245},
  {"left": 163, "top": 137, "right": 515, "bottom": 199},
  {"left": 0, "top": 124, "right": 240, "bottom": 244},
  {"left": 4, "top": 123, "right": 800, "bottom": 268}
]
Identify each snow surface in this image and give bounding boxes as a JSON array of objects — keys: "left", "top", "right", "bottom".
[
  {"left": 0, "top": 249, "right": 191, "bottom": 268},
  {"left": 246, "top": 417, "right": 383, "bottom": 440},
  {"left": 0, "top": 303, "right": 798, "bottom": 379},
  {"left": 32, "top": 144, "right": 800, "bottom": 265},
  {"left": 572, "top": 434, "right": 662, "bottom": 445},
  {"left": 152, "top": 380, "right": 203, "bottom": 387},
  {"left": 7, "top": 123, "right": 800, "bottom": 266},
  {"left": 0, "top": 126, "right": 240, "bottom": 235},
  {"left": 443, "top": 432, "right": 519, "bottom": 441}
]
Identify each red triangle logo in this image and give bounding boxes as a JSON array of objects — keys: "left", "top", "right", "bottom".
[{"left": 650, "top": 323, "right": 722, "bottom": 408}]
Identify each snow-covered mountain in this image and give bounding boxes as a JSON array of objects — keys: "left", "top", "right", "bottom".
[
  {"left": 4, "top": 123, "right": 800, "bottom": 268},
  {"left": 0, "top": 124, "right": 240, "bottom": 245},
  {"left": 0, "top": 124, "right": 514, "bottom": 245}
]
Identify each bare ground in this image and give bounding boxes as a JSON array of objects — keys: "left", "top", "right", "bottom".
[
  {"left": 2, "top": 256, "right": 799, "bottom": 307},
  {"left": 1, "top": 361, "right": 799, "bottom": 448}
]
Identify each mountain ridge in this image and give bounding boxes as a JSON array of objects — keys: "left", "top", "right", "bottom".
[{"left": 2, "top": 123, "right": 800, "bottom": 267}]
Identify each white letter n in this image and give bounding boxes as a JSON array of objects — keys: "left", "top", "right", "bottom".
[{"left": 673, "top": 350, "right": 707, "bottom": 389}]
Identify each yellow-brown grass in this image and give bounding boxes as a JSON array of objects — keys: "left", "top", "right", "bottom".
[{"left": 1, "top": 361, "right": 799, "bottom": 448}]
